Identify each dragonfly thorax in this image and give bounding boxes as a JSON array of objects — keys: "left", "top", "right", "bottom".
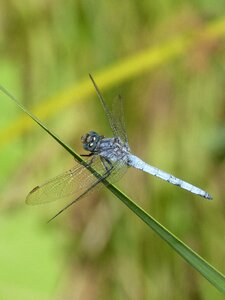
[{"left": 81, "top": 131, "right": 103, "bottom": 152}]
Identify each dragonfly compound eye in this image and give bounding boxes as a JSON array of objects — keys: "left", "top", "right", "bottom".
[{"left": 81, "top": 131, "right": 102, "bottom": 152}]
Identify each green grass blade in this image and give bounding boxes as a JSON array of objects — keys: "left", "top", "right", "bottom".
[
  {"left": 1, "top": 85, "right": 225, "bottom": 295},
  {"left": 108, "top": 186, "right": 225, "bottom": 295}
]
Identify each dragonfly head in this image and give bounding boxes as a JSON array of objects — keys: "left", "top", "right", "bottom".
[{"left": 81, "top": 131, "right": 103, "bottom": 152}]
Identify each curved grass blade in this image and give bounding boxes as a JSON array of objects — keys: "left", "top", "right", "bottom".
[{"left": 1, "top": 85, "right": 225, "bottom": 295}]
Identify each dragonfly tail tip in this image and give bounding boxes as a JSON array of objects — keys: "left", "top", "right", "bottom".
[{"left": 205, "top": 193, "right": 213, "bottom": 200}]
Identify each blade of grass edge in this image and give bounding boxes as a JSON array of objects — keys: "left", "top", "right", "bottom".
[{"left": 1, "top": 85, "right": 225, "bottom": 295}]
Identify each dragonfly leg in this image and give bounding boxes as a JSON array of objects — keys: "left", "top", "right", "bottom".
[
  {"left": 80, "top": 153, "right": 94, "bottom": 157},
  {"left": 78, "top": 153, "right": 97, "bottom": 167},
  {"left": 100, "top": 156, "right": 113, "bottom": 173}
]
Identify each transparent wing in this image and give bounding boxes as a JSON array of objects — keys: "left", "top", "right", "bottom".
[
  {"left": 26, "top": 157, "right": 103, "bottom": 205},
  {"left": 26, "top": 155, "right": 128, "bottom": 206},
  {"left": 111, "top": 94, "right": 129, "bottom": 144},
  {"left": 89, "top": 74, "right": 129, "bottom": 145}
]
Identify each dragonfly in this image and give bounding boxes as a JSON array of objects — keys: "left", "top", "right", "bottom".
[{"left": 26, "top": 74, "right": 212, "bottom": 222}]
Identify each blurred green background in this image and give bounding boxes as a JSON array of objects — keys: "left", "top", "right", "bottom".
[{"left": 0, "top": 1, "right": 225, "bottom": 299}]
